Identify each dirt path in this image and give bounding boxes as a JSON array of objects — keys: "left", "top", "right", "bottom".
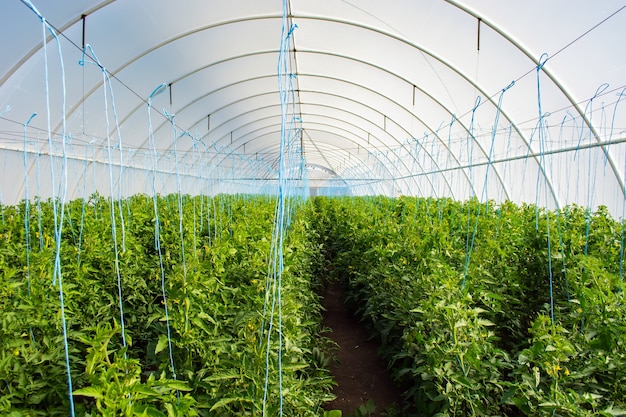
[{"left": 321, "top": 281, "right": 403, "bottom": 416}]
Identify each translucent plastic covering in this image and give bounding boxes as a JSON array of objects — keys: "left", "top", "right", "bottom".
[{"left": 1, "top": 0, "right": 625, "bottom": 215}]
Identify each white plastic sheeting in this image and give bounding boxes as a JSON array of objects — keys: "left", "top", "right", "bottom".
[{"left": 1, "top": 0, "right": 625, "bottom": 215}]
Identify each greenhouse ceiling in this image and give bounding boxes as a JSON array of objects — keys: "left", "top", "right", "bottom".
[{"left": 1, "top": 0, "right": 625, "bottom": 215}]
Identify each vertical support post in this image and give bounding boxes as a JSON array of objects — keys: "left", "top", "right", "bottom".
[
  {"left": 477, "top": 18, "right": 482, "bottom": 51},
  {"left": 207, "top": 114, "right": 210, "bottom": 131},
  {"left": 81, "top": 14, "right": 87, "bottom": 49},
  {"left": 168, "top": 83, "right": 173, "bottom": 107}
]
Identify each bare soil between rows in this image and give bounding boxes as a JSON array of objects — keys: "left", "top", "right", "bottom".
[{"left": 321, "top": 281, "right": 404, "bottom": 416}]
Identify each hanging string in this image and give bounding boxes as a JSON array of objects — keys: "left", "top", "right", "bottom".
[
  {"left": 190, "top": 134, "right": 200, "bottom": 257},
  {"left": 575, "top": 84, "right": 610, "bottom": 258},
  {"left": 23, "top": 113, "right": 37, "bottom": 298},
  {"left": 462, "top": 82, "right": 513, "bottom": 288},
  {"left": 461, "top": 96, "right": 481, "bottom": 289},
  {"left": 35, "top": 143, "right": 44, "bottom": 250},
  {"left": 262, "top": 3, "right": 298, "bottom": 413},
  {"left": 147, "top": 84, "right": 178, "bottom": 382},
  {"left": 0, "top": 108, "right": 10, "bottom": 225},
  {"left": 165, "top": 110, "right": 190, "bottom": 333},
  {"left": 75, "top": 144, "right": 91, "bottom": 266},
  {"left": 609, "top": 88, "right": 626, "bottom": 288},
  {"left": 535, "top": 53, "right": 556, "bottom": 325},
  {"left": 80, "top": 44, "right": 129, "bottom": 353},
  {"left": 484, "top": 81, "right": 515, "bottom": 209},
  {"left": 21, "top": 0, "right": 76, "bottom": 413}
]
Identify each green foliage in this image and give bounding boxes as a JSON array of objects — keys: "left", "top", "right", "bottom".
[
  {"left": 2, "top": 193, "right": 624, "bottom": 415},
  {"left": 313, "top": 196, "right": 626, "bottom": 416},
  {"left": 0, "top": 194, "right": 335, "bottom": 416}
]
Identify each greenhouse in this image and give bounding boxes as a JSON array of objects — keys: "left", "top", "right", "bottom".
[{"left": 1, "top": 0, "right": 625, "bottom": 415}]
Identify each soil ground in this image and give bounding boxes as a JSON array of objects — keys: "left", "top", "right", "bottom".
[{"left": 321, "top": 281, "right": 404, "bottom": 416}]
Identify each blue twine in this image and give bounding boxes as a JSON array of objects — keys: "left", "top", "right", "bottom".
[
  {"left": 610, "top": 88, "right": 626, "bottom": 286},
  {"left": 461, "top": 96, "right": 481, "bottom": 289},
  {"left": 21, "top": 2, "right": 78, "bottom": 413},
  {"left": 167, "top": 111, "right": 190, "bottom": 334},
  {"left": 147, "top": 84, "right": 178, "bottom": 382},
  {"left": 484, "top": 81, "right": 514, "bottom": 208},
  {"left": 462, "top": 82, "right": 514, "bottom": 288},
  {"left": 23, "top": 113, "right": 36, "bottom": 295},
  {"left": 261, "top": 4, "right": 299, "bottom": 413},
  {"left": 535, "top": 52, "right": 556, "bottom": 324},
  {"left": 86, "top": 43, "right": 129, "bottom": 354}
]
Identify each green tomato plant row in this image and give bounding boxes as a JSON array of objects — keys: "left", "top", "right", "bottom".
[
  {"left": 311, "top": 196, "right": 626, "bottom": 416},
  {"left": 0, "top": 194, "right": 334, "bottom": 416}
]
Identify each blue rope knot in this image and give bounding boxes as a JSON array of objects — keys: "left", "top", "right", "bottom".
[
  {"left": 24, "top": 112, "right": 37, "bottom": 127},
  {"left": 592, "top": 83, "right": 609, "bottom": 100},
  {"left": 503, "top": 80, "right": 515, "bottom": 92},
  {"left": 287, "top": 23, "right": 298, "bottom": 38},
  {"left": 163, "top": 108, "right": 176, "bottom": 123},
  {"left": 148, "top": 83, "right": 167, "bottom": 105},
  {"left": 473, "top": 95, "right": 482, "bottom": 111},
  {"left": 537, "top": 52, "right": 549, "bottom": 71}
]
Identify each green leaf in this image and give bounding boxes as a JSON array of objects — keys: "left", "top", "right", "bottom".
[
  {"left": 155, "top": 334, "right": 169, "bottom": 355},
  {"left": 202, "top": 371, "right": 240, "bottom": 382},
  {"left": 73, "top": 386, "right": 103, "bottom": 399},
  {"left": 161, "top": 380, "right": 193, "bottom": 392},
  {"left": 131, "top": 384, "right": 160, "bottom": 397},
  {"left": 133, "top": 404, "right": 166, "bottom": 417},
  {"left": 210, "top": 396, "right": 251, "bottom": 411},
  {"left": 603, "top": 406, "right": 626, "bottom": 416},
  {"left": 454, "top": 319, "right": 468, "bottom": 328},
  {"left": 533, "top": 366, "right": 541, "bottom": 388},
  {"left": 324, "top": 410, "right": 342, "bottom": 417},
  {"left": 283, "top": 362, "right": 308, "bottom": 371}
]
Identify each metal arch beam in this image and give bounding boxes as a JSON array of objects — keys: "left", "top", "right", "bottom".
[
  {"left": 154, "top": 70, "right": 476, "bottom": 200},
  {"left": 444, "top": 0, "right": 625, "bottom": 205},
  {"left": 20, "top": 66, "right": 476, "bottom": 203},
  {"left": 194, "top": 106, "right": 387, "bottom": 167},
  {"left": 305, "top": 163, "right": 339, "bottom": 177},
  {"left": 1, "top": 0, "right": 116, "bottom": 86},
  {"left": 286, "top": 16, "right": 554, "bottom": 205},
  {"left": 201, "top": 102, "right": 436, "bottom": 198},
  {"left": 56, "top": 49, "right": 276, "bottom": 144},
  {"left": 184, "top": 75, "right": 480, "bottom": 199},
  {"left": 41, "top": 15, "right": 514, "bottom": 202},
  {"left": 126, "top": 50, "right": 510, "bottom": 202},
  {"left": 212, "top": 136, "right": 394, "bottom": 196},
  {"left": 16, "top": 8, "right": 567, "bottom": 205},
  {"left": 149, "top": 88, "right": 428, "bottom": 197},
  {"left": 42, "top": 22, "right": 515, "bottom": 204},
  {"left": 207, "top": 113, "right": 432, "bottom": 199},
  {"left": 208, "top": 123, "right": 406, "bottom": 195},
  {"left": 208, "top": 124, "right": 395, "bottom": 183},
  {"left": 141, "top": 49, "right": 495, "bottom": 202}
]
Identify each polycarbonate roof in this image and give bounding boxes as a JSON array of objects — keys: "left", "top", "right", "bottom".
[{"left": 1, "top": 0, "right": 625, "bottom": 215}]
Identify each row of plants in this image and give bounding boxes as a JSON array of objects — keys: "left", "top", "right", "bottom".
[
  {"left": 311, "top": 196, "right": 626, "bottom": 416},
  {"left": 0, "top": 193, "right": 335, "bottom": 416}
]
